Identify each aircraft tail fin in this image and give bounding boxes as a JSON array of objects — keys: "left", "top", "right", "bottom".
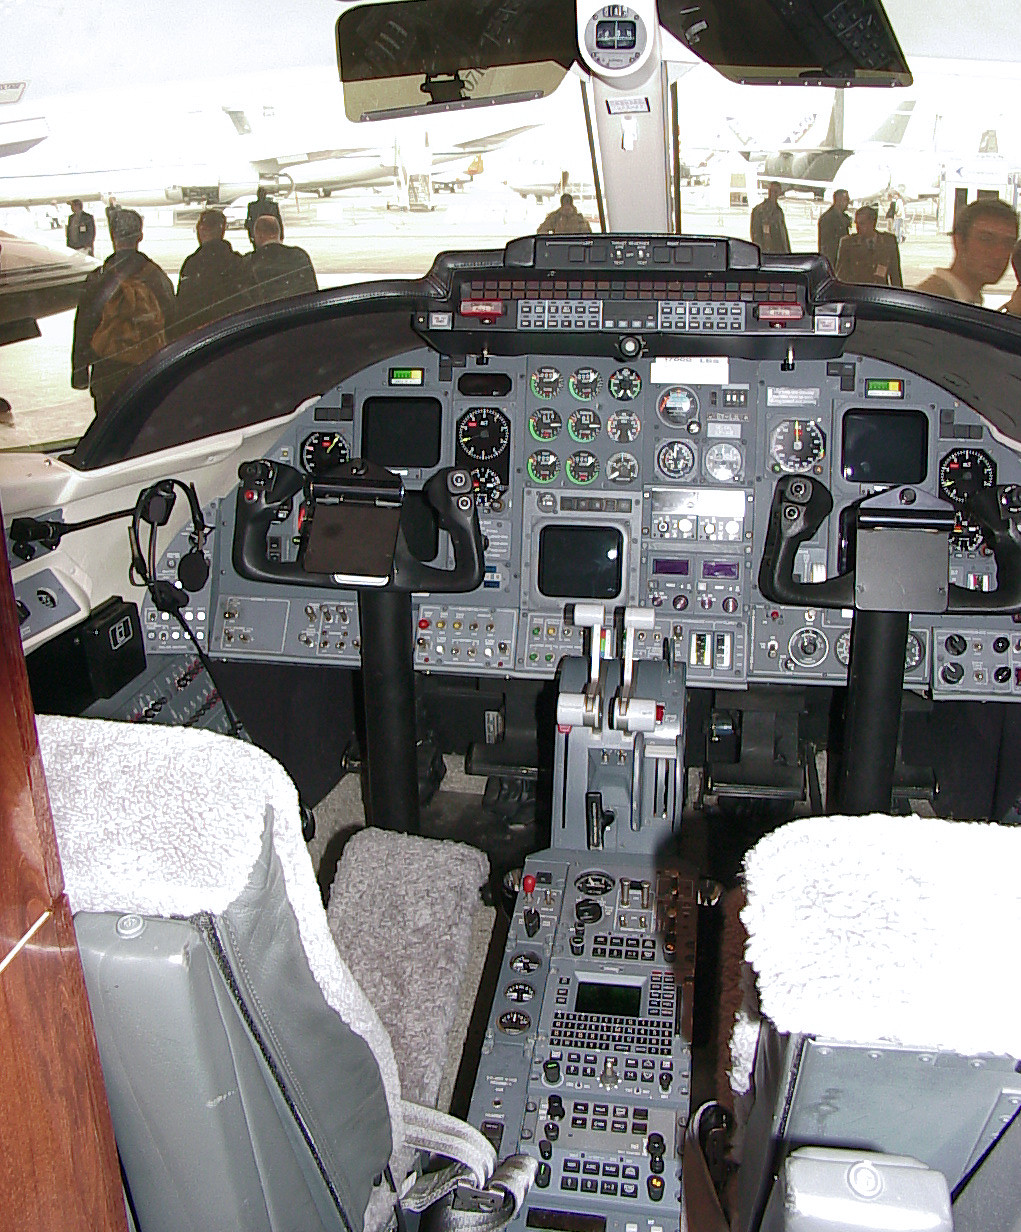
[
  {"left": 821, "top": 90, "right": 844, "bottom": 150},
  {"left": 868, "top": 99, "right": 915, "bottom": 146},
  {"left": 979, "top": 128, "right": 999, "bottom": 155}
]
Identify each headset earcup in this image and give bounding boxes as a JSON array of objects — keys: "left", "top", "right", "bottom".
[{"left": 177, "top": 547, "right": 210, "bottom": 592}]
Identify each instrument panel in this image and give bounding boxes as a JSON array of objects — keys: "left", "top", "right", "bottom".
[{"left": 135, "top": 344, "right": 1021, "bottom": 704}]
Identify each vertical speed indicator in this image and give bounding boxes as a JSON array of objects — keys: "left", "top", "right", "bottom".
[{"left": 769, "top": 419, "right": 826, "bottom": 473}]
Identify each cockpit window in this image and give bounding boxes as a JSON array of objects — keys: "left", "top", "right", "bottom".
[{"left": 2, "top": 1, "right": 1020, "bottom": 458}]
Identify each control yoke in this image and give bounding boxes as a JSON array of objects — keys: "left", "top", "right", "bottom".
[
  {"left": 758, "top": 474, "right": 1021, "bottom": 615},
  {"left": 233, "top": 458, "right": 484, "bottom": 594}
]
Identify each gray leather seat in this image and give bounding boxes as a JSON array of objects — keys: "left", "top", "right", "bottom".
[{"left": 39, "top": 715, "right": 525, "bottom": 1232}]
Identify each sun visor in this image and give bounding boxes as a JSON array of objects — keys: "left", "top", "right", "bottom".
[
  {"left": 335, "top": 0, "right": 577, "bottom": 121},
  {"left": 657, "top": 0, "right": 912, "bottom": 87}
]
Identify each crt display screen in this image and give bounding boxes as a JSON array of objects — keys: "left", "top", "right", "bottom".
[
  {"left": 537, "top": 526, "right": 623, "bottom": 599},
  {"left": 574, "top": 980, "right": 642, "bottom": 1018},
  {"left": 841, "top": 410, "right": 928, "bottom": 485},
  {"left": 362, "top": 397, "right": 442, "bottom": 469}
]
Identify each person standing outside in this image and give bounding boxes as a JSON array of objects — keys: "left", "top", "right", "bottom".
[
  {"left": 835, "top": 204, "right": 903, "bottom": 287},
  {"left": 917, "top": 197, "right": 1019, "bottom": 305},
  {"left": 71, "top": 208, "right": 175, "bottom": 415},
  {"left": 174, "top": 208, "right": 254, "bottom": 337},
  {"left": 66, "top": 199, "right": 96, "bottom": 256},
  {"left": 818, "top": 188, "right": 851, "bottom": 270},
  {"left": 1001, "top": 239, "right": 1021, "bottom": 317},
  {"left": 245, "top": 187, "right": 283, "bottom": 247},
  {"left": 751, "top": 182, "right": 791, "bottom": 255},
  {"left": 537, "top": 192, "right": 591, "bottom": 236},
  {"left": 243, "top": 215, "right": 317, "bottom": 304}
]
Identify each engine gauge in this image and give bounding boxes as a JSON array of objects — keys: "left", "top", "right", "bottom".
[
  {"left": 566, "top": 450, "right": 600, "bottom": 485},
  {"left": 950, "top": 513, "right": 984, "bottom": 553},
  {"left": 568, "top": 407, "right": 601, "bottom": 442},
  {"left": 657, "top": 386, "right": 698, "bottom": 427},
  {"left": 607, "top": 409, "right": 640, "bottom": 443},
  {"left": 504, "top": 981, "right": 535, "bottom": 1003},
  {"left": 529, "top": 408, "right": 562, "bottom": 441},
  {"left": 530, "top": 366, "right": 562, "bottom": 400},
  {"left": 457, "top": 407, "right": 509, "bottom": 461},
  {"left": 569, "top": 366, "right": 602, "bottom": 400},
  {"left": 705, "top": 441, "right": 743, "bottom": 482},
  {"left": 769, "top": 419, "right": 826, "bottom": 473},
  {"left": 835, "top": 630, "right": 851, "bottom": 667},
  {"left": 300, "top": 431, "right": 349, "bottom": 474},
  {"left": 939, "top": 447, "right": 995, "bottom": 503},
  {"left": 608, "top": 367, "right": 642, "bottom": 401},
  {"left": 527, "top": 449, "right": 559, "bottom": 484},
  {"left": 606, "top": 452, "right": 639, "bottom": 484},
  {"left": 471, "top": 467, "right": 505, "bottom": 508},
  {"left": 657, "top": 439, "right": 696, "bottom": 479}
]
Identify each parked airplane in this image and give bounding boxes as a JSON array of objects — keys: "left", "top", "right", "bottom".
[
  {"left": 755, "top": 93, "right": 937, "bottom": 201},
  {"left": 0, "top": 75, "right": 535, "bottom": 210}
]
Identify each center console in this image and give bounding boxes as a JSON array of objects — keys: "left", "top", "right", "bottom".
[{"left": 467, "top": 605, "right": 695, "bottom": 1231}]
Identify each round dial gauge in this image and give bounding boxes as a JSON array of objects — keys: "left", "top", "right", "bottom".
[
  {"left": 504, "top": 981, "right": 535, "bottom": 1003},
  {"left": 300, "top": 431, "right": 349, "bottom": 474},
  {"left": 527, "top": 449, "right": 559, "bottom": 484},
  {"left": 608, "top": 367, "right": 642, "bottom": 401},
  {"left": 769, "top": 419, "right": 826, "bottom": 472},
  {"left": 657, "top": 439, "right": 696, "bottom": 479},
  {"left": 574, "top": 870, "right": 614, "bottom": 895},
  {"left": 705, "top": 441, "right": 743, "bottom": 482},
  {"left": 457, "top": 407, "right": 509, "bottom": 461},
  {"left": 904, "top": 633, "right": 924, "bottom": 671},
  {"left": 837, "top": 629, "right": 924, "bottom": 671},
  {"left": 568, "top": 407, "right": 601, "bottom": 442},
  {"left": 471, "top": 466, "right": 505, "bottom": 508},
  {"left": 529, "top": 408, "right": 562, "bottom": 441},
  {"left": 497, "top": 1010, "right": 531, "bottom": 1034},
  {"left": 509, "top": 950, "right": 541, "bottom": 973},
  {"left": 606, "top": 452, "right": 639, "bottom": 484},
  {"left": 566, "top": 450, "right": 600, "bottom": 485},
  {"left": 950, "top": 513, "right": 984, "bottom": 553},
  {"left": 530, "top": 366, "right": 562, "bottom": 400},
  {"left": 607, "top": 410, "right": 641, "bottom": 443},
  {"left": 939, "top": 448, "right": 996, "bottom": 503},
  {"left": 569, "top": 367, "right": 602, "bottom": 400},
  {"left": 657, "top": 386, "right": 698, "bottom": 427}
]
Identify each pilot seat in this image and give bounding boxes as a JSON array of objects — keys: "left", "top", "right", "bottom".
[{"left": 37, "top": 714, "right": 535, "bottom": 1232}]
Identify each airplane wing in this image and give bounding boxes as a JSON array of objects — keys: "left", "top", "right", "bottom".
[{"left": 0, "top": 231, "right": 98, "bottom": 343}]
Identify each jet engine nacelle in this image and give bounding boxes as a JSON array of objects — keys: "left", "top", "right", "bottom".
[{"left": 836, "top": 153, "right": 892, "bottom": 203}]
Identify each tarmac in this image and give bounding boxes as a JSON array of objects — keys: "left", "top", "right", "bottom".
[{"left": 0, "top": 182, "right": 1009, "bottom": 454}]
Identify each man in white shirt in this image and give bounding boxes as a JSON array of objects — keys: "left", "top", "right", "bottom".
[{"left": 917, "top": 198, "right": 1018, "bottom": 305}]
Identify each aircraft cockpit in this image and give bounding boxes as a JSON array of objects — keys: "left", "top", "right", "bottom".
[{"left": 2, "top": 3, "right": 1021, "bottom": 1231}]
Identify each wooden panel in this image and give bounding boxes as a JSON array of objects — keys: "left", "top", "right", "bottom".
[
  {"left": 0, "top": 501, "right": 127, "bottom": 1232},
  {"left": 0, "top": 507, "right": 62, "bottom": 967},
  {"left": 0, "top": 897, "right": 128, "bottom": 1232}
]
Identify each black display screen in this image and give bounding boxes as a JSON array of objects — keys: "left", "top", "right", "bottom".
[
  {"left": 537, "top": 527, "right": 623, "bottom": 599},
  {"left": 574, "top": 980, "right": 642, "bottom": 1018},
  {"left": 653, "top": 558, "right": 689, "bottom": 576},
  {"left": 527, "top": 1211, "right": 606, "bottom": 1232},
  {"left": 702, "top": 560, "right": 740, "bottom": 580},
  {"left": 362, "top": 397, "right": 442, "bottom": 469},
  {"left": 841, "top": 410, "right": 928, "bottom": 485}
]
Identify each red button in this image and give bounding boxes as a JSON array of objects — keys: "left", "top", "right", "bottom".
[
  {"left": 418, "top": 618, "right": 430, "bottom": 629},
  {"left": 244, "top": 489, "right": 257, "bottom": 503}
]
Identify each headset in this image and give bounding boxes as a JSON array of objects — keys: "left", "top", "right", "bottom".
[{"left": 129, "top": 478, "right": 209, "bottom": 612}]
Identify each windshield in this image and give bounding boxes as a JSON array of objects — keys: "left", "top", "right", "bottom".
[{"left": 2, "top": 0, "right": 1020, "bottom": 453}]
